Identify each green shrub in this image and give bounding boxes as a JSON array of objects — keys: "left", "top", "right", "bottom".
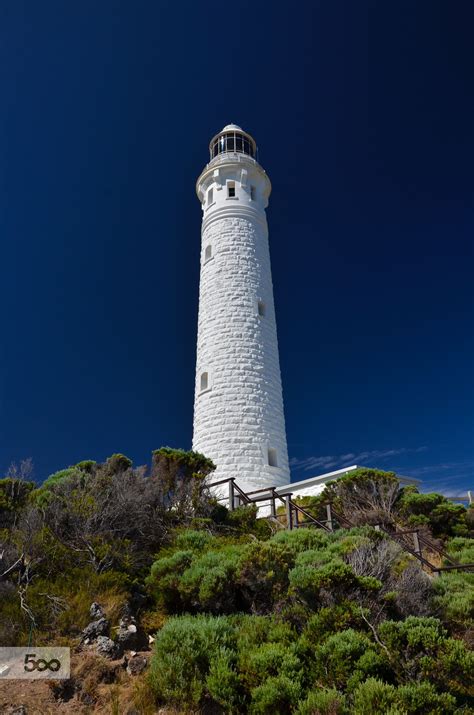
[
  {"left": 206, "top": 647, "right": 244, "bottom": 712},
  {"left": 0, "top": 566, "right": 129, "bottom": 644},
  {"left": 74, "top": 460, "right": 97, "bottom": 473},
  {"left": 271, "top": 527, "right": 333, "bottom": 554},
  {"left": 41, "top": 467, "right": 84, "bottom": 490},
  {"left": 300, "top": 603, "right": 365, "bottom": 647},
  {"left": 249, "top": 675, "right": 302, "bottom": 714},
  {"left": 227, "top": 504, "right": 261, "bottom": 533},
  {"left": 151, "top": 447, "right": 215, "bottom": 482},
  {"left": 351, "top": 678, "right": 459, "bottom": 715},
  {"left": 146, "top": 550, "right": 194, "bottom": 609},
  {"left": 317, "top": 468, "right": 401, "bottom": 527},
  {"left": 432, "top": 570, "right": 474, "bottom": 630},
  {"left": 105, "top": 453, "right": 133, "bottom": 473},
  {"left": 0, "top": 478, "right": 35, "bottom": 513},
  {"left": 239, "top": 642, "right": 303, "bottom": 690},
  {"left": 396, "top": 681, "right": 457, "bottom": 714},
  {"left": 290, "top": 559, "right": 358, "bottom": 607},
  {"left": 296, "top": 688, "right": 346, "bottom": 715},
  {"left": 234, "top": 614, "right": 296, "bottom": 653},
  {"left": 308, "top": 629, "right": 392, "bottom": 694},
  {"left": 178, "top": 546, "right": 241, "bottom": 612},
  {"left": 175, "top": 528, "right": 215, "bottom": 552},
  {"left": 237, "top": 540, "right": 294, "bottom": 612},
  {"left": 445, "top": 536, "right": 474, "bottom": 564},
  {"left": 352, "top": 678, "right": 401, "bottom": 714},
  {"left": 398, "top": 488, "right": 468, "bottom": 537},
  {"left": 149, "top": 614, "right": 235, "bottom": 708},
  {"left": 378, "top": 616, "right": 474, "bottom": 698}
]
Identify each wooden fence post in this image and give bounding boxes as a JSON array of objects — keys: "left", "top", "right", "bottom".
[
  {"left": 270, "top": 489, "right": 277, "bottom": 519},
  {"left": 413, "top": 530, "right": 422, "bottom": 557},
  {"left": 326, "top": 503, "right": 334, "bottom": 531},
  {"left": 285, "top": 494, "right": 293, "bottom": 530},
  {"left": 228, "top": 479, "right": 235, "bottom": 511}
]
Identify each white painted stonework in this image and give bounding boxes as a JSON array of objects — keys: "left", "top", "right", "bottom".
[{"left": 193, "top": 125, "right": 290, "bottom": 492}]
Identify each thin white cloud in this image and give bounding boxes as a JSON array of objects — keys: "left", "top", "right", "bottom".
[
  {"left": 290, "top": 446, "right": 428, "bottom": 474},
  {"left": 407, "top": 462, "right": 474, "bottom": 497},
  {"left": 406, "top": 461, "right": 474, "bottom": 478}
]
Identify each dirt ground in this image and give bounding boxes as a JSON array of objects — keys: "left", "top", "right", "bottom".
[{"left": 0, "top": 651, "right": 160, "bottom": 714}]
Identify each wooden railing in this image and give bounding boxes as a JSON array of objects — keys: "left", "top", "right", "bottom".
[{"left": 206, "top": 478, "right": 474, "bottom": 574}]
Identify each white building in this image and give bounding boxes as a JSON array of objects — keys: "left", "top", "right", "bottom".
[
  {"left": 277, "top": 465, "right": 421, "bottom": 500},
  {"left": 193, "top": 125, "right": 290, "bottom": 492}
]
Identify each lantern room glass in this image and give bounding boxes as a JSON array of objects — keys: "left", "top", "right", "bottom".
[{"left": 211, "top": 131, "right": 256, "bottom": 159}]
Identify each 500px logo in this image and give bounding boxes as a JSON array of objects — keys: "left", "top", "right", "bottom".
[
  {"left": 24, "top": 653, "right": 62, "bottom": 673},
  {"left": 0, "top": 648, "right": 70, "bottom": 679}
]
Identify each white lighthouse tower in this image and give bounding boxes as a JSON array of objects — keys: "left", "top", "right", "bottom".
[{"left": 193, "top": 124, "right": 290, "bottom": 492}]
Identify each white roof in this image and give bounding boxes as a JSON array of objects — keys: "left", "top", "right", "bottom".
[
  {"left": 276, "top": 464, "right": 421, "bottom": 494},
  {"left": 221, "top": 123, "right": 243, "bottom": 131}
]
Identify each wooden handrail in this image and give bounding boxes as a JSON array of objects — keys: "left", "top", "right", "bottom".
[
  {"left": 206, "top": 478, "right": 474, "bottom": 572},
  {"left": 417, "top": 534, "right": 462, "bottom": 567},
  {"left": 207, "top": 477, "right": 236, "bottom": 488},
  {"left": 436, "top": 563, "right": 474, "bottom": 572},
  {"left": 245, "top": 487, "right": 276, "bottom": 496}
]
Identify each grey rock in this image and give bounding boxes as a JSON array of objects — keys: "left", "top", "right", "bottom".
[
  {"left": 50, "top": 678, "right": 77, "bottom": 702},
  {"left": 89, "top": 602, "right": 104, "bottom": 619},
  {"left": 82, "top": 616, "right": 109, "bottom": 642},
  {"left": 95, "top": 636, "right": 119, "bottom": 659},
  {"left": 121, "top": 601, "right": 134, "bottom": 621},
  {"left": 126, "top": 655, "right": 148, "bottom": 676},
  {"left": 80, "top": 692, "right": 95, "bottom": 706},
  {"left": 115, "top": 617, "right": 148, "bottom": 652}
]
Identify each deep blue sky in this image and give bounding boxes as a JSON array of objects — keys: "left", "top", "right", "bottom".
[{"left": 1, "top": 1, "right": 473, "bottom": 493}]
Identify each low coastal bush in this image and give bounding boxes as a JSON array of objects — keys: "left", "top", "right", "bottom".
[{"left": 1, "top": 457, "right": 472, "bottom": 712}]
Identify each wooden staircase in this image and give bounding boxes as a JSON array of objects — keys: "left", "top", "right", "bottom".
[{"left": 207, "top": 477, "right": 474, "bottom": 576}]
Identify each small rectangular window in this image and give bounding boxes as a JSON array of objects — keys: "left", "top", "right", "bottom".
[
  {"left": 258, "top": 300, "right": 265, "bottom": 317},
  {"left": 205, "top": 245, "right": 212, "bottom": 261},
  {"left": 200, "top": 372, "right": 209, "bottom": 391},
  {"left": 250, "top": 186, "right": 256, "bottom": 201},
  {"left": 228, "top": 182, "right": 235, "bottom": 198},
  {"left": 268, "top": 448, "right": 278, "bottom": 467},
  {"left": 207, "top": 188, "right": 213, "bottom": 205}
]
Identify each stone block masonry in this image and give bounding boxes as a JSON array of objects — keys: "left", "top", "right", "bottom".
[{"left": 193, "top": 126, "right": 290, "bottom": 492}]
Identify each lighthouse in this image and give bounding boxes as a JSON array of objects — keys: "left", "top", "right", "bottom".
[{"left": 193, "top": 124, "right": 290, "bottom": 492}]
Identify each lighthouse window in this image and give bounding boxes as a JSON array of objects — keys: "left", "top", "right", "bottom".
[
  {"left": 227, "top": 182, "right": 236, "bottom": 198},
  {"left": 207, "top": 188, "right": 213, "bottom": 205},
  {"left": 268, "top": 448, "right": 278, "bottom": 467},
  {"left": 210, "top": 132, "right": 256, "bottom": 159},
  {"left": 200, "top": 372, "right": 209, "bottom": 392},
  {"left": 258, "top": 300, "right": 265, "bottom": 317},
  {"left": 205, "top": 245, "right": 212, "bottom": 261},
  {"left": 250, "top": 185, "right": 256, "bottom": 201}
]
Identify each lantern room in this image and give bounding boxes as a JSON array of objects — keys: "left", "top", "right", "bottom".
[{"left": 209, "top": 124, "right": 257, "bottom": 160}]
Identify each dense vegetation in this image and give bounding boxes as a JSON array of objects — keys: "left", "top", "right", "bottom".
[{"left": 1, "top": 455, "right": 473, "bottom": 713}]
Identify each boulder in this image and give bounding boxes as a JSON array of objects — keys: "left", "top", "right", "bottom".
[
  {"left": 125, "top": 654, "right": 148, "bottom": 676},
  {"left": 89, "top": 602, "right": 104, "bottom": 620},
  {"left": 115, "top": 614, "right": 148, "bottom": 652},
  {"left": 95, "top": 636, "right": 119, "bottom": 659},
  {"left": 81, "top": 616, "right": 109, "bottom": 643}
]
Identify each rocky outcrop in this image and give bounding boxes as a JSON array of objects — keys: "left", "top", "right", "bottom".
[
  {"left": 95, "top": 636, "right": 120, "bottom": 659},
  {"left": 81, "top": 617, "right": 109, "bottom": 643}
]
